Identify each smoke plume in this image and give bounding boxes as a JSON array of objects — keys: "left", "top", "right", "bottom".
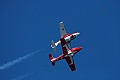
[{"left": 0, "top": 49, "right": 44, "bottom": 70}]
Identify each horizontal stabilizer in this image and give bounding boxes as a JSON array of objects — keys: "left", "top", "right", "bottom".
[{"left": 51, "top": 40, "right": 57, "bottom": 53}]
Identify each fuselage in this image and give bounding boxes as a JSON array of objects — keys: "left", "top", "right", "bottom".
[
  {"left": 52, "top": 46, "right": 82, "bottom": 62},
  {"left": 63, "top": 32, "right": 80, "bottom": 43},
  {"left": 64, "top": 46, "right": 82, "bottom": 58},
  {"left": 55, "top": 32, "right": 80, "bottom": 46}
]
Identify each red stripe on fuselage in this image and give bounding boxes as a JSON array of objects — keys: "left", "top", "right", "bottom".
[{"left": 63, "top": 34, "right": 71, "bottom": 38}]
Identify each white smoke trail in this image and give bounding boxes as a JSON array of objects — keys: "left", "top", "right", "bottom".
[
  {"left": 11, "top": 72, "right": 34, "bottom": 80},
  {"left": 11, "top": 73, "right": 30, "bottom": 80},
  {"left": 0, "top": 49, "right": 45, "bottom": 70}
]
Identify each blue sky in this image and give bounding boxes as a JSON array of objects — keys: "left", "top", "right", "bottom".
[{"left": 0, "top": 0, "right": 120, "bottom": 80}]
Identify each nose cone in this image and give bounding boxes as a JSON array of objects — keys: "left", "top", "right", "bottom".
[
  {"left": 79, "top": 46, "right": 82, "bottom": 50},
  {"left": 75, "top": 46, "right": 82, "bottom": 52},
  {"left": 77, "top": 32, "right": 80, "bottom": 35},
  {"left": 74, "top": 32, "right": 80, "bottom": 37},
  {"left": 71, "top": 47, "right": 82, "bottom": 54},
  {"left": 77, "top": 46, "right": 82, "bottom": 51}
]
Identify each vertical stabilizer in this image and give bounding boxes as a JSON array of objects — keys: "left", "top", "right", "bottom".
[{"left": 48, "top": 54, "right": 55, "bottom": 66}]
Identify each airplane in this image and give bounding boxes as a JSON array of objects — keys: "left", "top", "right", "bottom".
[
  {"left": 51, "top": 21, "right": 80, "bottom": 53},
  {"left": 49, "top": 38, "right": 82, "bottom": 71}
]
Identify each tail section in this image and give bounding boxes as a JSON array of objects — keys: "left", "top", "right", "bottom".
[
  {"left": 49, "top": 54, "right": 55, "bottom": 66},
  {"left": 51, "top": 40, "right": 57, "bottom": 53}
]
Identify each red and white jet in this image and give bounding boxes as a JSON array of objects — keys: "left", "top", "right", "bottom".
[
  {"left": 49, "top": 38, "right": 82, "bottom": 71},
  {"left": 51, "top": 21, "right": 80, "bottom": 53}
]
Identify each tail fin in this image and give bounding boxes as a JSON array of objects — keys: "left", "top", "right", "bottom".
[
  {"left": 49, "top": 54, "right": 55, "bottom": 66},
  {"left": 51, "top": 40, "right": 57, "bottom": 53}
]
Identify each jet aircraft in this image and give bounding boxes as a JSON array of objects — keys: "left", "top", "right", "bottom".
[
  {"left": 51, "top": 21, "right": 80, "bottom": 53},
  {"left": 49, "top": 38, "right": 82, "bottom": 71}
]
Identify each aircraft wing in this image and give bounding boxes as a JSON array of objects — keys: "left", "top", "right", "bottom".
[
  {"left": 60, "top": 38, "right": 76, "bottom": 71},
  {"left": 65, "top": 56, "right": 76, "bottom": 71},
  {"left": 59, "top": 22, "right": 67, "bottom": 38}
]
